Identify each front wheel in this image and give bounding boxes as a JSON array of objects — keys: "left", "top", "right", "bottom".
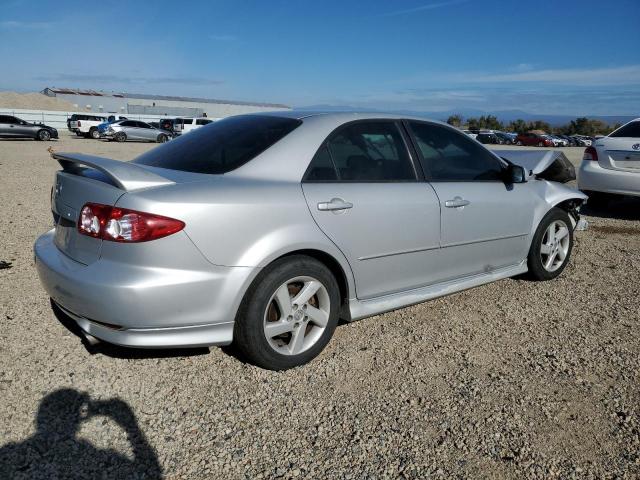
[
  {"left": 527, "top": 208, "right": 573, "bottom": 281},
  {"left": 114, "top": 132, "right": 127, "bottom": 142},
  {"left": 157, "top": 134, "right": 168, "bottom": 143},
  {"left": 37, "top": 130, "right": 51, "bottom": 141},
  {"left": 90, "top": 128, "right": 100, "bottom": 139},
  {"left": 517, "top": 140, "right": 523, "bottom": 146},
  {"left": 233, "top": 255, "right": 340, "bottom": 370}
]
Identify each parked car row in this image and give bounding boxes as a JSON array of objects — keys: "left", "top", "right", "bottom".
[
  {"left": 462, "top": 128, "right": 594, "bottom": 147},
  {"left": 67, "top": 114, "right": 215, "bottom": 143}
]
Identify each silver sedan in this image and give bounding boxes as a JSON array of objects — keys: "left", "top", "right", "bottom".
[
  {"left": 35, "top": 112, "right": 586, "bottom": 370},
  {"left": 104, "top": 119, "right": 171, "bottom": 143}
]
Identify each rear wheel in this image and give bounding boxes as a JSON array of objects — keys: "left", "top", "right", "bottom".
[
  {"left": 527, "top": 208, "right": 573, "bottom": 281},
  {"left": 90, "top": 128, "right": 100, "bottom": 139},
  {"left": 114, "top": 132, "right": 127, "bottom": 142},
  {"left": 37, "top": 130, "right": 51, "bottom": 141},
  {"left": 517, "top": 140, "right": 523, "bottom": 146},
  {"left": 234, "top": 255, "right": 340, "bottom": 370},
  {"left": 157, "top": 134, "right": 168, "bottom": 143}
]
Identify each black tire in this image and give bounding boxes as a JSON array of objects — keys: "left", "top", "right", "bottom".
[
  {"left": 233, "top": 255, "right": 340, "bottom": 370},
  {"left": 517, "top": 140, "right": 523, "bottom": 146},
  {"left": 37, "top": 130, "right": 51, "bottom": 141},
  {"left": 75, "top": 131, "right": 83, "bottom": 137},
  {"left": 90, "top": 128, "right": 100, "bottom": 139},
  {"left": 114, "top": 132, "right": 127, "bottom": 143},
  {"left": 526, "top": 208, "right": 574, "bottom": 281},
  {"left": 157, "top": 134, "right": 168, "bottom": 143}
]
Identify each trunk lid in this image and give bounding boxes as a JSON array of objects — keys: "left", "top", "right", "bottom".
[
  {"left": 595, "top": 137, "right": 640, "bottom": 172},
  {"left": 51, "top": 152, "right": 177, "bottom": 265}
]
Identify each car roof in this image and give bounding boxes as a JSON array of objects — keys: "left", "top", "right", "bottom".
[{"left": 244, "top": 110, "right": 452, "bottom": 125}]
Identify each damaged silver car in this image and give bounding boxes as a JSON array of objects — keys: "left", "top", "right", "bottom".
[{"left": 35, "top": 112, "right": 586, "bottom": 370}]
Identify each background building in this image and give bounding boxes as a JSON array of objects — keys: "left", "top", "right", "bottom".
[{"left": 41, "top": 87, "right": 289, "bottom": 118}]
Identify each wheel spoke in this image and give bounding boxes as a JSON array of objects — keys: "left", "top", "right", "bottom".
[
  {"left": 265, "top": 320, "right": 294, "bottom": 338},
  {"left": 557, "top": 247, "right": 567, "bottom": 261},
  {"left": 546, "top": 224, "right": 556, "bottom": 243},
  {"left": 540, "top": 244, "right": 553, "bottom": 255},
  {"left": 555, "top": 226, "right": 569, "bottom": 240},
  {"left": 274, "top": 284, "right": 293, "bottom": 319},
  {"left": 545, "top": 251, "right": 557, "bottom": 270},
  {"left": 288, "top": 326, "right": 306, "bottom": 355},
  {"left": 306, "top": 305, "right": 329, "bottom": 328},
  {"left": 292, "top": 280, "right": 321, "bottom": 306}
]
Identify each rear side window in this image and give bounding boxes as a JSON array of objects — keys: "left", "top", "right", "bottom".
[
  {"left": 408, "top": 121, "right": 503, "bottom": 181},
  {"left": 609, "top": 121, "right": 640, "bottom": 138},
  {"left": 316, "top": 121, "right": 415, "bottom": 182},
  {"left": 305, "top": 146, "right": 338, "bottom": 181},
  {"left": 133, "top": 115, "right": 302, "bottom": 174}
]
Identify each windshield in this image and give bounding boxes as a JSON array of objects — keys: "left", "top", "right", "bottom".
[{"left": 132, "top": 115, "right": 302, "bottom": 174}]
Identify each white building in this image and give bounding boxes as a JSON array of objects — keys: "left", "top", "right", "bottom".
[{"left": 41, "top": 87, "right": 289, "bottom": 118}]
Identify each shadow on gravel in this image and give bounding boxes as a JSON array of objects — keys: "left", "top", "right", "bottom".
[
  {"left": 51, "top": 300, "right": 210, "bottom": 360},
  {"left": 0, "top": 389, "right": 162, "bottom": 479},
  {"left": 581, "top": 195, "right": 640, "bottom": 221}
]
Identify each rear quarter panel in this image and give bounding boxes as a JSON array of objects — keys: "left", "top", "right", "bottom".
[{"left": 114, "top": 178, "right": 356, "bottom": 292}]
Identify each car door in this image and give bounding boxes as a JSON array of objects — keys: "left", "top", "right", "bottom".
[
  {"left": 301, "top": 120, "right": 442, "bottom": 299},
  {"left": 136, "top": 121, "right": 156, "bottom": 141},
  {"left": 1, "top": 116, "right": 26, "bottom": 137},
  {"left": 406, "top": 120, "right": 536, "bottom": 281},
  {"left": 0, "top": 115, "right": 13, "bottom": 137}
]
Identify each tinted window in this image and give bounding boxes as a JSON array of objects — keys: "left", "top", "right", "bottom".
[
  {"left": 408, "top": 121, "right": 503, "bottom": 181},
  {"left": 133, "top": 115, "right": 302, "bottom": 174},
  {"left": 325, "top": 122, "right": 415, "bottom": 181},
  {"left": 119, "top": 121, "right": 135, "bottom": 127},
  {"left": 610, "top": 121, "right": 640, "bottom": 138},
  {"left": 196, "top": 119, "right": 212, "bottom": 125},
  {"left": 0, "top": 115, "right": 12, "bottom": 124},
  {"left": 137, "top": 121, "right": 151, "bottom": 129},
  {"left": 304, "top": 146, "right": 338, "bottom": 181}
]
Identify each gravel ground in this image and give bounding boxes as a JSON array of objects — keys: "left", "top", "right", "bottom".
[{"left": 1, "top": 136, "right": 638, "bottom": 479}]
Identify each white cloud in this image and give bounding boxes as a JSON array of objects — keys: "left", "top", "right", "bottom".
[
  {"left": 465, "top": 65, "right": 640, "bottom": 86},
  {"left": 379, "top": 0, "right": 470, "bottom": 17},
  {"left": 0, "top": 20, "right": 53, "bottom": 29}
]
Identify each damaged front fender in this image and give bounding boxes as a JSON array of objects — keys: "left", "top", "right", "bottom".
[{"left": 496, "top": 149, "right": 576, "bottom": 183}]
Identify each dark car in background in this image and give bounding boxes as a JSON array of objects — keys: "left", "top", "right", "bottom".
[
  {"left": 0, "top": 115, "right": 58, "bottom": 140},
  {"left": 516, "top": 132, "right": 554, "bottom": 147},
  {"left": 476, "top": 132, "right": 500, "bottom": 144},
  {"left": 495, "top": 132, "right": 515, "bottom": 145}
]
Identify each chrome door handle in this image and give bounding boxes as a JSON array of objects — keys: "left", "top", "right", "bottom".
[
  {"left": 445, "top": 197, "right": 470, "bottom": 208},
  {"left": 317, "top": 198, "right": 353, "bottom": 211}
]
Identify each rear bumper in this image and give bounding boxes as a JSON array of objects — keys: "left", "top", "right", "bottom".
[
  {"left": 578, "top": 160, "right": 640, "bottom": 197},
  {"left": 35, "top": 230, "right": 258, "bottom": 348}
]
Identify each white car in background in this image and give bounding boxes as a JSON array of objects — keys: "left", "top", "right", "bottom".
[
  {"left": 462, "top": 129, "right": 477, "bottom": 139},
  {"left": 174, "top": 117, "right": 214, "bottom": 135},
  {"left": 578, "top": 118, "right": 640, "bottom": 203}
]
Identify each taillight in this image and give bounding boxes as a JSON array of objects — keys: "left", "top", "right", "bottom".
[
  {"left": 583, "top": 146, "right": 598, "bottom": 162},
  {"left": 78, "top": 203, "right": 184, "bottom": 242},
  {"left": 77, "top": 120, "right": 81, "bottom": 127}
]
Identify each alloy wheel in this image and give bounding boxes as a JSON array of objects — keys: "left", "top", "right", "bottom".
[
  {"left": 540, "top": 220, "right": 570, "bottom": 272},
  {"left": 263, "top": 276, "right": 330, "bottom": 356}
]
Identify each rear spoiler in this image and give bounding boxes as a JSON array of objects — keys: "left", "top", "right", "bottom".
[
  {"left": 495, "top": 149, "right": 576, "bottom": 183},
  {"left": 53, "top": 152, "right": 174, "bottom": 191}
]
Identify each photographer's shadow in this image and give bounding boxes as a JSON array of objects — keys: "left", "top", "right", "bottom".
[{"left": 0, "top": 389, "right": 162, "bottom": 479}]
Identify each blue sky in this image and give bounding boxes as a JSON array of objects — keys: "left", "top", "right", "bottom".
[{"left": 1, "top": 0, "right": 639, "bottom": 115}]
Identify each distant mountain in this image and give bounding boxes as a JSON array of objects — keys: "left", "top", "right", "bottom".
[{"left": 295, "top": 105, "right": 636, "bottom": 126}]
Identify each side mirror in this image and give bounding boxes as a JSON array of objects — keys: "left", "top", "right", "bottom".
[{"left": 506, "top": 164, "right": 527, "bottom": 184}]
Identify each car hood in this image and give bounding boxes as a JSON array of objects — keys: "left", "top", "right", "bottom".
[{"left": 494, "top": 149, "right": 576, "bottom": 183}]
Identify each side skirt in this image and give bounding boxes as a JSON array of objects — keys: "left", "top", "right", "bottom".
[{"left": 348, "top": 261, "right": 528, "bottom": 321}]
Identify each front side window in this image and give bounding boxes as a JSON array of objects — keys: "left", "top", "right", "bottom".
[
  {"left": 321, "top": 121, "right": 415, "bottom": 182},
  {"left": 196, "top": 119, "right": 212, "bottom": 126},
  {"left": 408, "top": 121, "right": 504, "bottom": 181},
  {"left": 609, "top": 121, "right": 640, "bottom": 138},
  {"left": 133, "top": 115, "right": 302, "bottom": 174}
]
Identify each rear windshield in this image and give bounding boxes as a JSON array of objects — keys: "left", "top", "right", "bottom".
[
  {"left": 132, "top": 115, "right": 301, "bottom": 174},
  {"left": 609, "top": 121, "right": 640, "bottom": 138}
]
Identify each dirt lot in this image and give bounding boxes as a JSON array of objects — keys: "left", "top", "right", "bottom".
[{"left": 1, "top": 136, "right": 638, "bottom": 479}]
